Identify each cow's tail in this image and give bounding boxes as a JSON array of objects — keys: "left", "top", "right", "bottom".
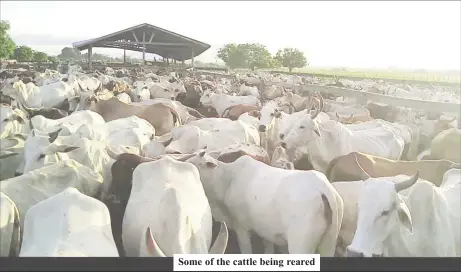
[
  {"left": 221, "top": 106, "right": 233, "bottom": 118},
  {"left": 406, "top": 124, "right": 420, "bottom": 161},
  {"left": 324, "top": 156, "right": 341, "bottom": 182},
  {"left": 316, "top": 184, "right": 344, "bottom": 257},
  {"left": 9, "top": 205, "right": 21, "bottom": 256}
]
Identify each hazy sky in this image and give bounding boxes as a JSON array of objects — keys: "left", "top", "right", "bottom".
[{"left": 1, "top": 1, "right": 460, "bottom": 70}]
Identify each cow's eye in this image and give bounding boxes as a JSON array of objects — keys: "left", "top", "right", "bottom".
[
  {"left": 38, "top": 154, "right": 46, "bottom": 160},
  {"left": 381, "top": 210, "right": 390, "bottom": 216},
  {"left": 299, "top": 126, "right": 305, "bottom": 129}
]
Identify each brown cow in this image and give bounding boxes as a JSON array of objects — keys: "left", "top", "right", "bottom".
[
  {"left": 83, "top": 97, "right": 181, "bottom": 136},
  {"left": 325, "top": 151, "right": 457, "bottom": 186},
  {"left": 213, "top": 144, "right": 270, "bottom": 165},
  {"left": 221, "top": 104, "right": 260, "bottom": 120},
  {"left": 195, "top": 105, "right": 219, "bottom": 118},
  {"left": 422, "top": 128, "right": 461, "bottom": 163},
  {"left": 105, "top": 80, "right": 130, "bottom": 95}
]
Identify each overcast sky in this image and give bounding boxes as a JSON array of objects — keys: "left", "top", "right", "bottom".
[{"left": 1, "top": 1, "right": 460, "bottom": 70}]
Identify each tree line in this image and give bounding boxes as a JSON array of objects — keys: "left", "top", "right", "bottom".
[
  {"left": 217, "top": 43, "right": 308, "bottom": 72},
  {"left": 2, "top": 20, "right": 308, "bottom": 71},
  {"left": 0, "top": 20, "right": 145, "bottom": 64}
]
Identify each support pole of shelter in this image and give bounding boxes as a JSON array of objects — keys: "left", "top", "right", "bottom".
[
  {"left": 123, "top": 49, "right": 126, "bottom": 64},
  {"left": 191, "top": 48, "right": 195, "bottom": 67},
  {"left": 88, "top": 46, "right": 93, "bottom": 70},
  {"left": 142, "top": 32, "right": 146, "bottom": 65}
]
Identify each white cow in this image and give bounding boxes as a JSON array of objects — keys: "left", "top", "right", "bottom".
[
  {"left": 0, "top": 192, "right": 20, "bottom": 257},
  {"left": 186, "top": 151, "right": 343, "bottom": 256},
  {"left": 0, "top": 105, "right": 29, "bottom": 139},
  {"left": 20, "top": 187, "right": 119, "bottom": 257},
  {"left": 116, "top": 92, "right": 132, "bottom": 104},
  {"left": 200, "top": 91, "right": 261, "bottom": 117},
  {"left": 22, "top": 135, "right": 114, "bottom": 194},
  {"left": 281, "top": 113, "right": 405, "bottom": 172},
  {"left": 165, "top": 121, "right": 260, "bottom": 154},
  {"left": 30, "top": 110, "right": 105, "bottom": 133},
  {"left": 347, "top": 171, "right": 460, "bottom": 257},
  {"left": 122, "top": 156, "right": 228, "bottom": 257},
  {"left": 4, "top": 80, "right": 74, "bottom": 108},
  {"left": 0, "top": 160, "right": 103, "bottom": 232},
  {"left": 0, "top": 134, "right": 26, "bottom": 180}
]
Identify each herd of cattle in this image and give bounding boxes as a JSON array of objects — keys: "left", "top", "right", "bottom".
[{"left": 0, "top": 65, "right": 460, "bottom": 258}]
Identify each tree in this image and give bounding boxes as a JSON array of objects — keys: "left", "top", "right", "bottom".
[
  {"left": 240, "top": 43, "right": 274, "bottom": 70},
  {"left": 58, "top": 47, "right": 81, "bottom": 60},
  {"left": 0, "top": 20, "right": 16, "bottom": 59},
  {"left": 217, "top": 43, "right": 275, "bottom": 70},
  {"left": 274, "top": 48, "right": 307, "bottom": 72},
  {"left": 33, "top": 51, "right": 48, "bottom": 62},
  {"left": 217, "top": 43, "right": 247, "bottom": 69},
  {"left": 48, "top": 56, "right": 58, "bottom": 62},
  {"left": 14, "top": 45, "right": 34, "bottom": 61}
]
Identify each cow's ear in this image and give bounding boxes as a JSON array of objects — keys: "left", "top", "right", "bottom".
[{"left": 397, "top": 198, "right": 413, "bottom": 233}]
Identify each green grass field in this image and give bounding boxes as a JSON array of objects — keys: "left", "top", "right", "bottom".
[{"left": 264, "top": 67, "right": 461, "bottom": 84}]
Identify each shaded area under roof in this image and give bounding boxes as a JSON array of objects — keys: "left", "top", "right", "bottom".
[{"left": 72, "top": 23, "right": 210, "bottom": 61}]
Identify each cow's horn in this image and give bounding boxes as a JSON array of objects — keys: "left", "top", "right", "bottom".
[
  {"left": 48, "top": 128, "right": 63, "bottom": 143},
  {"left": 106, "top": 147, "right": 120, "bottom": 160},
  {"left": 208, "top": 221, "right": 229, "bottom": 254},
  {"left": 77, "top": 83, "right": 85, "bottom": 93},
  {"left": 161, "top": 137, "right": 173, "bottom": 147},
  {"left": 395, "top": 171, "right": 419, "bottom": 192},
  {"left": 145, "top": 227, "right": 166, "bottom": 257},
  {"left": 177, "top": 153, "right": 195, "bottom": 162},
  {"left": 94, "top": 82, "right": 102, "bottom": 93}
]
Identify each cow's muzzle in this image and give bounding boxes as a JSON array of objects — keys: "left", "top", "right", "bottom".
[
  {"left": 258, "top": 125, "right": 267, "bottom": 132},
  {"left": 280, "top": 142, "right": 287, "bottom": 148}
]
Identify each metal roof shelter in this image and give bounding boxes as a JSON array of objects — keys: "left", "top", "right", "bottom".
[{"left": 72, "top": 23, "right": 211, "bottom": 69}]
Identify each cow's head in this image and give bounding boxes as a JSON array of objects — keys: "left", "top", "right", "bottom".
[
  {"left": 280, "top": 92, "right": 324, "bottom": 150},
  {"left": 347, "top": 172, "right": 419, "bottom": 257},
  {"left": 199, "top": 90, "right": 214, "bottom": 107},
  {"left": 1, "top": 105, "right": 28, "bottom": 138},
  {"left": 23, "top": 137, "right": 80, "bottom": 174},
  {"left": 259, "top": 101, "right": 282, "bottom": 133},
  {"left": 270, "top": 146, "right": 294, "bottom": 170}
]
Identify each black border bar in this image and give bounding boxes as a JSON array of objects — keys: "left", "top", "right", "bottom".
[{"left": 0, "top": 257, "right": 460, "bottom": 271}]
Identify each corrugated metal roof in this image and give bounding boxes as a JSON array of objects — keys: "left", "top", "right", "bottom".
[{"left": 72, "top": 23, "right": 211, "bottom": 61}]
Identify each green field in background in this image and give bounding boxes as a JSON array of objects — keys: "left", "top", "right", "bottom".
[{"left": 266, "top": 67, "right": 461, "bottom": 84}]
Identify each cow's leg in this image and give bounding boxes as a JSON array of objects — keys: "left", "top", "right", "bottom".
[
  {"left": 263, "top": 239, "right": 275, "bottom": 254},
  {"left": 286, "top": 213, "right": 326, "bottom": 254},
  {"left": 234, "top": 227, "right": 252, "bottom": 254}
]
